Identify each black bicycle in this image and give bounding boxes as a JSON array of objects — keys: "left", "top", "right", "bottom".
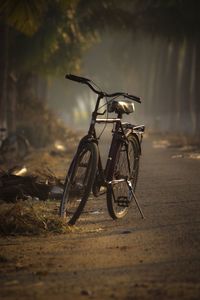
[
  {"left": 59, "top": 74, "right": 145, "bottom": 225},
  {"left": 0, "top": 128, "right": 30, "bottom": 162}
]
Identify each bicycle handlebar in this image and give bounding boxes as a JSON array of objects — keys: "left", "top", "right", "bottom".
[
  {"left": 65, "top": 74, "right": 91, "bottom": 84},
  {"left": 65, "top": 74, "right": 141, "bottom": 103}
]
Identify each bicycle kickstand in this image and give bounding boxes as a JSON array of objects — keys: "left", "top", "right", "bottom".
[{"left": 126, "top": 180, "right": 145, "bottom": 219}]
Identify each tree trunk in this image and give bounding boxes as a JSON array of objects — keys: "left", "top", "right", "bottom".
[
  {"left": 152, "top": 38, "right": 169, "bottom": 132},
  {"left": 7, "top": 72, "right": 17, "bottom": 134},
  {"left": 167, "top": 40, "right": 180, "bottom": 132},
  {"left": 18, "top": 72, "right": 38, "bottom": 102},
  {"left": 36, "top": 76, "right": 48, "bottom": 103},
  {"left": 177, "top": 38, "right": 193, "bottom": 135},
  {"left": 193, "top": 39, "right": 200, "bottom": 137},
  {"left": 143, "top": 38, "right": 160, "bottom": 128},
  {"left": 156, "top": 39, "right": 172, "bottom": 132},
  {"left": 0, "top": 23, "right": 9, "bottom": 131}
]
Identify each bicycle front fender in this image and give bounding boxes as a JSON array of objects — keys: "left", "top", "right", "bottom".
[
  {"left": 65, "top": 137, "right": 99, "bottom": 184},
  {"left": 78, "top": 134, "right": 98, "bottom": 148}
]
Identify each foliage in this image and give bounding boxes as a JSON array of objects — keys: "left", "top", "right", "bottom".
[
  {"left": 1, "top": 0, "right": 200, "bottom": 139},
  {"left": 128, "top": 0, "right": 200, "bottom": 39},
  {"left": 0, "top": 0, "right": 95, "bottom": 76},
  {"left": 1, "top": 0, "right": 200, "bottom": 76},
  {"left": 0, "top": 0, "right": 48, "bottom": 36}
]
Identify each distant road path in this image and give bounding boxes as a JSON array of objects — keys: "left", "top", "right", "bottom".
[{"left": 1, "top": 137, "right": 200, "bottom": 300}]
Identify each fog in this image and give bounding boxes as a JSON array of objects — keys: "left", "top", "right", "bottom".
[
  {"left": 48, "top": 30, "right": 198, "bottom": 136},
  {"left": 1, "top": 1, "right": 199, "bottom": 148}
]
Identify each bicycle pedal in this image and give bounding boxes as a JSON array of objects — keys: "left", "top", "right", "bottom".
[{"left": 115, "top": 196, "right": 130, "bottom": 207}]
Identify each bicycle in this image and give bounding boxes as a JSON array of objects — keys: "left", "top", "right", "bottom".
[
  {"left": 0, "top": 127, "right": 30, "bottom": 162},
  {"left": 59, "top": 74, "right": 145, "bottom": 225}
]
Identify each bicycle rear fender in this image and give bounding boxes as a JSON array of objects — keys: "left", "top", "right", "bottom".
[{"left": 124, "top": 129, "right": 142, "bottom": 155}]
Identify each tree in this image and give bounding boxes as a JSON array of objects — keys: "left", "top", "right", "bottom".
[
  {"left": 0, "top": 0, "right": 86, "bottom": 134},
  {"left": 0, "top": 0, "right": 47, "bottom": 132},
  {"left": 1, "top": 0, "right": 200, "bottom": 139}
]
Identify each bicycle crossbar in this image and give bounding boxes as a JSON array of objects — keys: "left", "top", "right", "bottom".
[{"left": 96, "top": 118, "right": 121, "bottom": 123}]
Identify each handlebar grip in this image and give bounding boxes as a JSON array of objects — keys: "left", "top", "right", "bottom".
[
  {"left": 65, "top": 74, "right": 91, "bottom": 84},
  {"left": 126, "top": 94, "right": 141, "bottom": 103}
]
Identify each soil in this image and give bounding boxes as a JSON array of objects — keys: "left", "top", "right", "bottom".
[{"left": 0, "top": 136, "right": 200, "bottom": 300}]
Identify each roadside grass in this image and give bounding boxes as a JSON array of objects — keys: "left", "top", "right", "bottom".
[{"left": 0, "top": 200, "right": 73, "bottom": 236}]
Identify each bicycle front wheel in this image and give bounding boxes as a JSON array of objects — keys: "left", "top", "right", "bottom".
[
  {"left": 107, "top": 134, "right": 140, "bottom": 219},
  {"left": 59, "top": 142, "right": 98, "bottom": 225}
]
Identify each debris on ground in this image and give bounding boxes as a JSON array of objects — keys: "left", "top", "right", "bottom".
[
  {"left": 0, "top": 97, "right": 82, "bottom": 235},
  {"left": 0, "top": 200, "right": 72, "bottom": 236},
  {"left": 0, "top": 134, "right": 79, "bottom": 236},
  {"left": 0, "top": 167, "right": 63, "bottom": 202},
  {"left": 50, "top": 185, "right": 64, "bottom": 199}
]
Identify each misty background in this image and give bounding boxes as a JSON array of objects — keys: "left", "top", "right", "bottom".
[{"left": 0, "top": 0, "right": 200, "bottom": 148}]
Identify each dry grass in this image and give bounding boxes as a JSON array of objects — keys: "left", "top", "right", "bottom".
[{"left": 0, "top": 200, "right": 72, "bottom": 236}]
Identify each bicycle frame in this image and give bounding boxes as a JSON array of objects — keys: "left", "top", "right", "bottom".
[
  {"left": 77, "top": 93, "right": 145, "bottom": 193},
  {"left": 61, "top": 74, "right": 146, "bottom": 222}
]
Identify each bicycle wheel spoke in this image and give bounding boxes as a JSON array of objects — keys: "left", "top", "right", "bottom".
[
  {"left": 59, "top": 142, "right": 98, "bottom": 225},
  {"left": 107, "top": 135, "right": 140, "bottom": 219}
]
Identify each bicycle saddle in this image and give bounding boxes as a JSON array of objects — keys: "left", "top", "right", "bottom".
[{"left": 108, "top": 99, "right": 135, "bottom": 114}]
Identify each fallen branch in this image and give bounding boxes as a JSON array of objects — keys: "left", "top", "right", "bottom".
[{"left": 0, "top": 168, "right": 63, "bottom": 202}]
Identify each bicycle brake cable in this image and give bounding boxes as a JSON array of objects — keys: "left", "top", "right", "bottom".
[
  {"left": 89, "top": 79, "right": 108, "bottom": 140},
  {"left": 97, "top": 95, "right": 120, "bottom": 111},
  {"left": 90, "top": 81, "right": 121, "bottom": 140},
  {"left": 90, "top": 79, "right": 103, "bottom": 94},
  {"left": 97, "top": 94, "right": 123, "bottom": 139}
]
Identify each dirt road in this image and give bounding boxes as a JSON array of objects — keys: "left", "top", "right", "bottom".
[{"left": 0, "top": 137, "right": 200, "bottom": 300}]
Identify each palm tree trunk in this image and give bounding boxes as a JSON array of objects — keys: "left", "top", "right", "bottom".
[
  {"left": 0, "top": 23, "right": 9, "bottom": 130},
  {"left": 167, "top": 40, "right": 180, "bottom": 132},
  {"left": 178, "top": 38, "right": 193, "bottom": 134},
  {"left": 7, "top": 73, "right": 17, "bottom": 134},
  {"left": 36, "top": 76, "right": 48, "bottom": 103},
  {"left": 143, "top": 37, "right": 158, "bottom": 125},
  {"left": 152, "top": 38, "right": 168, "bottom": 132},
  {"left": 194, "top": 39, "right": 200, "bottom": 137}
]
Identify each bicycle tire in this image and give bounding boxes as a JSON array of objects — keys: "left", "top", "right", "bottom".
[
  {"left": 59, "top": 142, "right": 98, "bottom": 225},
  {"left": 107, "top": 134, "right": 140, "bottom": 219}
]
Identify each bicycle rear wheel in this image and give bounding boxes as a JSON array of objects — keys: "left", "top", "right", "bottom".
[
  {"left": 107, "top": 134, "right": 140, "bottom": 219},
  {"left": 59, "top": 142, "right": 98, "bottom": 225}
]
